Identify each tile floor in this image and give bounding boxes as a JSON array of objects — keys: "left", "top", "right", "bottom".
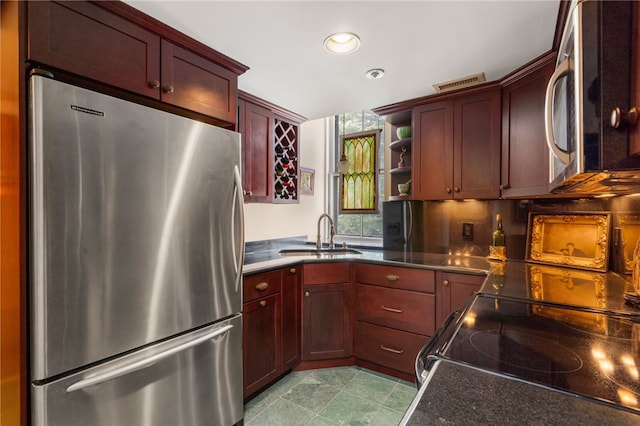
[{"left": 244, "top": 366, "right": 417, "bottom": 425}]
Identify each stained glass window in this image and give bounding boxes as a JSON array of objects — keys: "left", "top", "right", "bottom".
[{"left": 340, "top": 130, "right": 379, "bottom": 212}]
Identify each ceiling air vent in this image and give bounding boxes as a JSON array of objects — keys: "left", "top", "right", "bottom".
[{"left": 433, "top": 72, "right": 486, "bottom": 93}]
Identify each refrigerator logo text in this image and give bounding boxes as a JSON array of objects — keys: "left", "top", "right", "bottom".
[{"left": 70, "top": 105, "right": 104, "bottom": 117}]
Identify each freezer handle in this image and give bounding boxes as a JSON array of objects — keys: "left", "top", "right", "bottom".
[{"left": 66, "top": 324, "right": 234, "bottom": 393}]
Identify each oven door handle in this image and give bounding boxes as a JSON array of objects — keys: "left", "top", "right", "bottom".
[{"left": 415, "top": 309, "right": 461, "bottom": 384}]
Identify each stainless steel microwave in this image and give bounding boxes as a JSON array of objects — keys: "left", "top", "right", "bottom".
[{"left": 545, "top": 0, "right": 639, "bottom": 194}]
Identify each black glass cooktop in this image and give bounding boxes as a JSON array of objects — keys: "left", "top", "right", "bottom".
[{"left": 436, "top": 295, "right": 640, "bottom": 414}]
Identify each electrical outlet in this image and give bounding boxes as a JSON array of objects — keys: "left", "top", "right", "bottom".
[{"left": 462, "top": 223, "right": 474, "bottom": 241}]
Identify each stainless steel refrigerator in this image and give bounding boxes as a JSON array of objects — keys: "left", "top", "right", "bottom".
[
  {"left": 382, "top": 200, "right": 425, "bottom": 251},
  {"left": 29, "top": 74, "right": 244, "bottom": 425}
]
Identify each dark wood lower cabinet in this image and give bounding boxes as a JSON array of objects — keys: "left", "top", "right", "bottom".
[
  {"left": 302, "top": 282, "right": 352, "bottom": 361},
  {"left": 436, "top": 271, "right": 485, "bottom": 326},
  {"left": 355, "top": 321, "right": 428, "bottom": 375},
  {"left": 282, "top": 267, "right": 301, "bottom": 369},
  {"left": 242, "top": 293, "right": 281, "bottom": 398}
]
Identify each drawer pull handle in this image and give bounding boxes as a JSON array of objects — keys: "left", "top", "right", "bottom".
[
  {"left": 259, "top": 300, "right": 267, "bottom": 307},
  {"left": 385, "top": 274, "right": 400, "bottom": 282},
  {"left": 256, "top": 282, "right": 269, "bottom": 291},
  {"left": 381, "top": 305, "right": 404, "bottom": 314},
  {"left": 380, "top": 345, "right": 403, "bottom": 354}
]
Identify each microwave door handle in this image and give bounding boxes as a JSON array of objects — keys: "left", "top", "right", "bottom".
[{"left": 544, "top": 58, "right": 572, "bottom": 165}]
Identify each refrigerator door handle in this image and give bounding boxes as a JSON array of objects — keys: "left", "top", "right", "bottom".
[
  {"left": 65, "top": 324, "right": 234, "bottom": 393},
  {"left": 406, "top": 201, "right": 414, "bottom": 243},
  {"left": 232, "top": 165, "right": 245, "bottom": 291}
]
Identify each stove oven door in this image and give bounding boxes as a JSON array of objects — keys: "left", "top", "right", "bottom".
[{"left": 415, "top": 310, "right": 462, "bottom": 386}]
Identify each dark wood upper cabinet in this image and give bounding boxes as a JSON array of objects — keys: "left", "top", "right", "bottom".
[
  {"left": 27, "top": 1, "right": 246, "bottom": 125},
  {"left": 412, "top": 87, "right": 501, "bottom": 200},
  {"left": 160, "top": 40, "right": 237, "bottom": 123},
  {"left": 500, "top": 53, "right": 556, "bottom": 198},
  {"left": 28, "top": 1, "right": 161, "bottom": 99},
  {"left": 238, "top": 91, "right": 304, "bottom": 204},
  {"left": 412, "top": 101, "right": 454, "bottom": 200},
  {"left": 453, "top": 89, "right": 502, "bottom": 199},
  {"left": 239, "top": 97, "right": 274, "bottom": 203}
]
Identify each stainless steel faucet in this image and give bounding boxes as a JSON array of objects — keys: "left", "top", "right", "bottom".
[{"left": 316, "top": 213, "right": 335, "bottom": 250}]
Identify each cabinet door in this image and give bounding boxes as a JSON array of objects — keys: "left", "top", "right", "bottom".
[
  {"left": 243, "top": 293, "right": 282, "bottom": 398},
  {"left": 282, "top": 267, "right": 301, "bottom": 369},
  {"left": 412, "top": 101, "right": 454, "bottom": 200},
  {"left": 302, "top": 283, "right": 352, "bottom": 361},
  {"left": 436, "top": 272, "right": 484, "bottom": 326},
  {"left": 454, "top": 90, "right": 502, "bottom": 199},
  {"left": 28, "top": 1, "right": 161, "bottom": 98},
  {"left": 501, "top": 59, "right": 554, "bottom": 197},
  {"left": 161, "top": 40, "right": 237, "bottom": 123},
  {"left": 240, "top": 99, "right": 274, "bottom": 203}
]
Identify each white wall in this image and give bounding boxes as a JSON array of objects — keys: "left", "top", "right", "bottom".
[{"left": 244, "top": 118, "right": 327, "bottom": 242}]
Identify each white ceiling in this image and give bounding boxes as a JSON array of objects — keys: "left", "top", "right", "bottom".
[{"left": 125, "top": 0, "right": 560, "bottom": 120}]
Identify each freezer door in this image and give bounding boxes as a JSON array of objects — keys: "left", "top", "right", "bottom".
[
  {"left": 32, "top": 315, "right": 243, "bottom": 426},
  {"left": 29, "top": 75, "right": 244, "bottom": 380}
]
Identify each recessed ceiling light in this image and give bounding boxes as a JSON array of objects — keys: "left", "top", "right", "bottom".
[
  {"left": 323, "top": 32, "right": 361, "bottom": 55},
  {"left": 365, "top": 68, "right": 385, "bottom": 80}
]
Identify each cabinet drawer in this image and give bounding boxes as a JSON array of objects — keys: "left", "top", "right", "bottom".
[
  {"left": 356, "top": 284, "right": 435, "bottom": 336},
  {"left": 243, "top": 269, "right": 282, "bottom": 303},
  {"left": 355, "top": 321, "right": 428, "bottom": 375},
  {"left": 303, "top": 263, "right": 350, "bottom": 285},
  {"left": 355, "top": 264, "right": 435, "bottom": 293}
]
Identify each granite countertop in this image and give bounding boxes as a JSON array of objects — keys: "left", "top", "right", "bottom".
[
  {"left": 243, "top": 242, "right": 491, "bottom": 275},
  {"left": 401, "top": 360, "right": 640, "bottom": 426},
  {"left": 243, "top": 242, "right": 637, "bottom": 315}
]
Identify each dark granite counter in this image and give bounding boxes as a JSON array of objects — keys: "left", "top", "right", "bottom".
[
  {"left": 401, "top": 360, "right": 640, "bottom": 425},
  {"left": 244, "top": 243, "right": 637, "bottom": 315}
]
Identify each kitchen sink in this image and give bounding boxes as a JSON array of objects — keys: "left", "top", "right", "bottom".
[{"left": 278, "top": 248, "right": 362, "bottom": 257}]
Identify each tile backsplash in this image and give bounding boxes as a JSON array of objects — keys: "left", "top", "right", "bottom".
[{"left": 414, "top": 194, "right": 640, "bottom": 274}]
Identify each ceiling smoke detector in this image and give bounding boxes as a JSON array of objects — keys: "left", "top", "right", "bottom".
[
  {"left": 365, "top": 68, "right": 385, "bottom": 80},
  {"left": 433, "top": 72, "right": 486, "bottom": 93}
]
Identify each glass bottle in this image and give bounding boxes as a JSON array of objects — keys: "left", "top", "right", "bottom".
[{"left": 492, "top": 214, "right": 505, "bottom": 247}]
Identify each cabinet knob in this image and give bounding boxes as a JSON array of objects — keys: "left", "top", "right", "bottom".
[
  {"left": 610, "top": 106, "right": 638, "bottom": 128},
  {"left": 255, "top": 282, "right": 269, "bottom": 291},
  {"left": 243, "top": 190, "right": 253, "bottom": 196},
  {"left": 446, "top": 187, "right": 452, "bottom": 194},
  {"left": 454, "top": 187, "right": 461, "bottom": 193},
  {"left": 500, "top": 184, "right": 510, "bottom": 190},
  {"left": 162, "top": 85, "right": 175, "bottom": 94},
  {"left": 304, "top": 291, "right": 310, "bottom": 298},
  {"left": 148, "top": 80, "right": 160, "bottom": 89},
  {"left": 259, "top": 300, "right": 267, "bottom": 307},
  {"left": 385, "top": 274, "right": 399, "bottom": 282},
  {"left": 289, "top": 268, "right": 296, "bottom": 274},
  {"left": 443, "top": 279, "right": 450, "bottom": 287}
]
